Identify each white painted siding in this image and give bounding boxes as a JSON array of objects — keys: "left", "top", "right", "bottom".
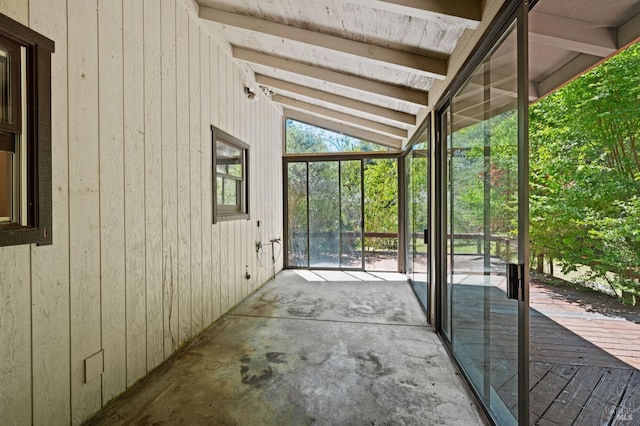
[{"left": 0, "top": 0, "right": 284, "bottom": 424}]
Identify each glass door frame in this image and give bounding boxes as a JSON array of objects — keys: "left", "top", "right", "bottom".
[
  {"left": 403, "top": 117, "right": 431, "bottom": 319},
  {"left": 434, "top": 0, "right": 529, "bottom": 423},
  {"left": 283, "top": 151, "right": 401, "bottom": 271}
]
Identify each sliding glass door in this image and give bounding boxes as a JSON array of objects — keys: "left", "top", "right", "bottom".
[
  {"left": 406, "top": 128, "right": 430, "bottom": 313},
  {"left": 287, "top": 162, "right": 309, "bottom": 267},
  {"left": 308, "top": 161, "right": 341, "bottom": 267},
  {"left": 339, "top": 160, "right": 363, "bottom": 268},
  {"left": 438, "top": 2, "right": 529, "bottom": 424},
  {"left": 286, "top": 159, "right": 363, "bottom": 269}
]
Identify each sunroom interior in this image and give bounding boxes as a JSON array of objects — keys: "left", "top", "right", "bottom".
[{"left": 1, "top": 0, "right": 639, "bottom": 424}]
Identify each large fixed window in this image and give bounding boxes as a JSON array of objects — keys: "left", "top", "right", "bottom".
[
  {"left": 212, "top": 126, "right": 249, "bottom": 222},
  {"left": 285, "top": 118, "right": 392, "bottom": 154},
  {"left": 0, "top": 14, "right": 54, "bottom": 246}
]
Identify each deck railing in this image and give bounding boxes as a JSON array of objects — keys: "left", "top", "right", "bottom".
[{"left": 288, "top": 232, "right": 514, "bottom": 254}]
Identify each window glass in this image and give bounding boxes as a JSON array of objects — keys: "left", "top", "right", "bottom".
[
  {"left": 216, "top": 141, "right": 243, "bottom": 178},
  {"left": 216, "top": 176, "right": 239, "bottom": 206},
  {"left": 285, "top": 119, "right": 392, "bottom": 154},
  {"left": 0, "top": 150, "right": 12, "bottom": 222},
  {"left": 0, "top": 39, "right": 20, "bottom": 132},
  {"left": 0, "top": 46, "right": 12, "bottom": 124}
]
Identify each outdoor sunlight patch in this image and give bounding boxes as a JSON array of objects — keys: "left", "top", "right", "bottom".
[{"left": 294, "top": 269, "right": 406, "bottom": 282}]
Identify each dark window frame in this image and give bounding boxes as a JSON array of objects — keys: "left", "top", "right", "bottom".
[
  {"left": 212, "top": 125, "right": 249, "bottom": 223},
  {"left": 0, "top": 13, "right": 54, "bottom": 247}
]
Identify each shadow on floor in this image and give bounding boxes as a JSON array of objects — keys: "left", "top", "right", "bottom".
[{"left": 529, "top": 276, "right": 640, "bottom": 425}]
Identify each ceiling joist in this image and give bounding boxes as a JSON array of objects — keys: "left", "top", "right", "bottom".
[
  {"left": 256, "top": 75, "right": 416, "bottom": 126},
  {"left": 201, "top": 7, "right": 447, "bottom": 78},
  {"left": 529, "top": 11, "right": 617, "bottom": 57},
  {"left": 344, "top": 0, "right": 482, "bottom": 28},
  {"left": 285, "top": 109, "right": 403, "bottom": 150},
  {"left": 233, "top": 47, "right": 429, "bottom": 107},
  {"left": 618, "top": 10, "right": 640, "bottom": 48},
  {"left": 274, "top": 95, "right": 408, "bottom": 138}
]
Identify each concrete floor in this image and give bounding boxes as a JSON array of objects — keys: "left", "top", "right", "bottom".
[{"left": 86, "top": 270, "right": 486, "bottom": 425}]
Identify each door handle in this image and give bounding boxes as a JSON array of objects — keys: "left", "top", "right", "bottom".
[
  {"left": 423, "top": 229, "right": 429, "bottom": 244},
  {"left": 507, "top": 263, "right": 525, "bottom": 301}
]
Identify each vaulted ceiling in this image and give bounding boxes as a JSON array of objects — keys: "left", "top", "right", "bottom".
[{"left": 197, "top": 0, "right": 640, "bottom": 150}]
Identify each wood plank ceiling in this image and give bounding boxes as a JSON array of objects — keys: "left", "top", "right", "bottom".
[
  {"left": 197, "top": 0, "right": 482, "bottom": 149},
  {"left": 197, "top": 0, "right": 640, "bottom": 150}
]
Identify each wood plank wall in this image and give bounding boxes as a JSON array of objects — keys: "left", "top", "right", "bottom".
[{"left": 0, "top": 0, "right": 284, "bottom": 424}]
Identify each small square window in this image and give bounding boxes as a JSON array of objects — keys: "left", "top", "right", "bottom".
[
  {"left": 212, "top": 126, "right": 249, "bottom": 222},
  {"left": 0, "top": 14, "right": 55, "bottom": 247}
]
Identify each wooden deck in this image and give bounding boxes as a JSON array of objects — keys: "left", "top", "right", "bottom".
[
  {"left": 450, "top": 270, "right": 639, "bottom": 425},
  {"left": 529, "top": 276, "right": 640, "bottom": 425}
]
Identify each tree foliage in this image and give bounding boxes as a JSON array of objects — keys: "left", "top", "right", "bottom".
[
  {"left": 530, "top": 42, "right": 640, "bottom": 294},
  {"left": 285, "top": 119, "right": 390, "bottom": 153},
  {"left": 364, "top": 158, "right": 398, "bottom": 250}
]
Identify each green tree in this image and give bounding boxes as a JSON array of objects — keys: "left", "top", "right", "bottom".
[
  {"left": 529, "top": 42, "right": 640, "bottom": 297},
  {"left": 285, "top": 120, "right": 329, "bottom": 153}
]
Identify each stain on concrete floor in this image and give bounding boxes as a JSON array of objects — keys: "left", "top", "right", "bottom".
[{"left": 85, "top": 270, "right": 485, "bottom": 425}]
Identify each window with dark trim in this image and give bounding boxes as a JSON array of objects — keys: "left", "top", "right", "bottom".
[
  {"left": 212, "top": 126, "right": 249, "bottom": 222},
  {"left": 0, "top": 14, "right": 54, "bottom": 247}
]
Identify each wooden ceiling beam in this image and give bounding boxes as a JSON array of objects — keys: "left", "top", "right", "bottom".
[
  {"left": 256, "top": 75, "right": 416, "bottom": 126},
  {"left": 529, "top": 11, "right": 617, "bottom": 57},
  {"left": 201, "top": 7, "right": 447, "bottom": 79},
  {"left": 285, "top": 109, "right": 403, "bottom": 150},
  {"left": 233, "top": 47, "right": 429, "bottom": 107},
  {"left": 273, "top": 95, "right": 408, "bottom": 138},
  {"left": 344, "top": 0, "right": 481, "bottom": 28},
  {"left": 618, "top": 10, "right": 640, "bottom": 48}
]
